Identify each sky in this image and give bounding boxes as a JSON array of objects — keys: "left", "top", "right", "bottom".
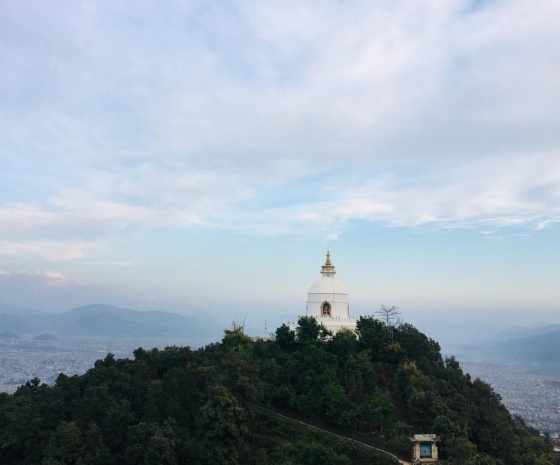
[{"left": 1, "top": 0, "right": 560, "bottom": 332}]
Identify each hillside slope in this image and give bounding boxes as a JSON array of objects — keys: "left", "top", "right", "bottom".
[{"left": 0, "top": 316, "right": 555, "bottom": 465}]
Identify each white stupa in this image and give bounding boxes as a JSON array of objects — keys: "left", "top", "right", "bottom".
[{"left": 304, "top": 251, "right": 357, "bottom": 333}]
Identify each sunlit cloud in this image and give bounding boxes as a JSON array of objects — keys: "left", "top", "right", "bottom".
[{"left": 0, "top": 269, "right": 70, "bottom": 286}]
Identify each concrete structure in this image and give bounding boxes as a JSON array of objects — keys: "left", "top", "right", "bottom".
[
  {"left": 411, "top": 434, "right": 440, "bottom": 463},
  {"left": 300, "top": 252, "right": 357, "bottom": 333}
]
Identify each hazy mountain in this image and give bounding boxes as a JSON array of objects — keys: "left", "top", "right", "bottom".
[
  {"left": 0, "top": 307, "right": 56, "bottom": 334},
  {"left": 0, "top": 302, "right": 45, "bottom": 315},
  {"left": 33, "top": 333, "right": 58, "bottom": 341},
  {"left": 57, "top": 304, "right": 214, "bottom": 339},
  {"left": 492, "top": 324, "right": 560, "bottom": 344},
  {"left": 417, "top": 321, "right": 560, "bottom": 361},
  {"left": 491, "top": 328, "right": 560, "bottom": 361},
  {"left": 0, "top": 303, "right": 221, "bottom": 343}
]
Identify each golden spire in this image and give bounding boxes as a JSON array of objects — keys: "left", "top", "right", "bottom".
[{"left": 321, "top": 251, "right": 335, "bottom": 273}]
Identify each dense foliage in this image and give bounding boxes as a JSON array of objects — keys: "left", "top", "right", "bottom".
[{"left": 0, "top": 316, "right": 557, "bottom": 465}]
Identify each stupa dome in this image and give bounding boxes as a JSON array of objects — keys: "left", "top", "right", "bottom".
[
  {"left": 307, "top": 275, "right": 348, "bottom": 296},
  {"left": 290, "top": 251, "right": 357, "bottom": 334},
  {"left": 305, "top": 251, "right": 352, "bottom": 325}
]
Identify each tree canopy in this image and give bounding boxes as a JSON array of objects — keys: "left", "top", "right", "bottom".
[{"left": 0, "top": 316, "right": 556, "bottom": 465}]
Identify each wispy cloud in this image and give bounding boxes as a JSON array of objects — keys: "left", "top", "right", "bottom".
[
  {"left": 0, "top": 240, "right": 104, "bottom": 261},
  {"left": 0, "top": 269, "right": 71, "bottom": 286},
  {"left": 1, "top": 1, "right": 560, "bottom": 259}
]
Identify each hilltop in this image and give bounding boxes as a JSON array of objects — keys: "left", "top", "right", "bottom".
[{"left": 0, "top": 316, "right": 555, "bottom": 465}]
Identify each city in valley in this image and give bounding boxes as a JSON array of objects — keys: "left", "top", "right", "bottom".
[
  {"left": 462, "top": 361, "right": 560, "bottom": 437},
  {"left": 0, "top": 335, "right": 188, "bottom": 393}
]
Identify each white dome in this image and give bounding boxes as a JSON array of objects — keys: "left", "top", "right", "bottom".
[
  {"left": 288, "top": 251, "right": 357, "bottom": 334},
  {"left": 307, "top": 276, "right": 348, "bottom": 296},
  {"left": 305, "top": 252, "right": 351, "bottom": 323}
]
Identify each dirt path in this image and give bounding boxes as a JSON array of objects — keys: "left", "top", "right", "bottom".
[{"left": 273, "top": 411, "right": 411, "bottom": 465}]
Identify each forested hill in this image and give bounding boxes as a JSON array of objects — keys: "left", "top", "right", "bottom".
[{"left": 0, "top": 317, "right": 556, "bottom": 465}]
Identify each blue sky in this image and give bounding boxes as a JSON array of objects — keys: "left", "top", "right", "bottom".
[{"left": 1, "top": 1, "right": 559, "bottom": 331}]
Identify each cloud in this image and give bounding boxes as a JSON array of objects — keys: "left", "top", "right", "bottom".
[
  {"left": 2, "top": 269, "right": 69, "bottom": 283},
  {"left": 0, "top": 268, "right": 94, "bottom": 311},
  {"left": 1, "top": 1, "right": 560, "bottom": 259},
  {"left": 0, "top": 148, "right": 559, "bottom": 260},
  {"left": 0, "top": 240, "right": 104, "bottom": 261},
  {"left": 210, "top": 151, "right": 560, "bottom": 236}
]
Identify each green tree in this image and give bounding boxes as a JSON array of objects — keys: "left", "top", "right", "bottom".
[
  {"left": 296, "top": 316, "right": 331, "bottom": 344},
  {"left": 78, "top": 423, "right": 113, "bottom": 465},
  {"left": 43, "top": 421, "right": 83, "bottom": 465},
  {"left": 275, "top": 324, "right": 296, "bottom": 350},
  {"left": 196, "top": 385, "right": 249, "bottom": 465},
  {"left": 327, "top": 328, "right": 357, "bottom": 359},
  {"left": 362, "top": 388, "right": 395, "bottom": 436},
  {"left": 145, "top": 367, "right": 199, "bottom": 426},
  {"left": 355, "top": 316, "right": 386, "bottom": 352},
  {"left": 125, "top": 421, "right": 178, "bottom": 465},
  {"left": 222, "top": 321, "right": 252, "bottom": 351}
]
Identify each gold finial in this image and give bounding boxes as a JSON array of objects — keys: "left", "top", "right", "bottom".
[{"left": 321, "top": 251, "right": 335, "bottom": 273}]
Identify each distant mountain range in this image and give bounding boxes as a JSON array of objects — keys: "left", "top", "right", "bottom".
[
  {"left": 0, "top": 302, "right": 44, "bottom": 315},
  {"left": 3, "top": 302, "right": 559, "bottom": 361},
  {"left": 492, "top": 324, "right": 560, "bottom": 344},
  {"left": 490, "top": 327, "right": 560, "bottom": 362},
  {"left": 418, "top": 318, "right": 560, "bottom": 361},
  {"left": 0, "top": 303, "right": 221, "bottom": 344}
]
